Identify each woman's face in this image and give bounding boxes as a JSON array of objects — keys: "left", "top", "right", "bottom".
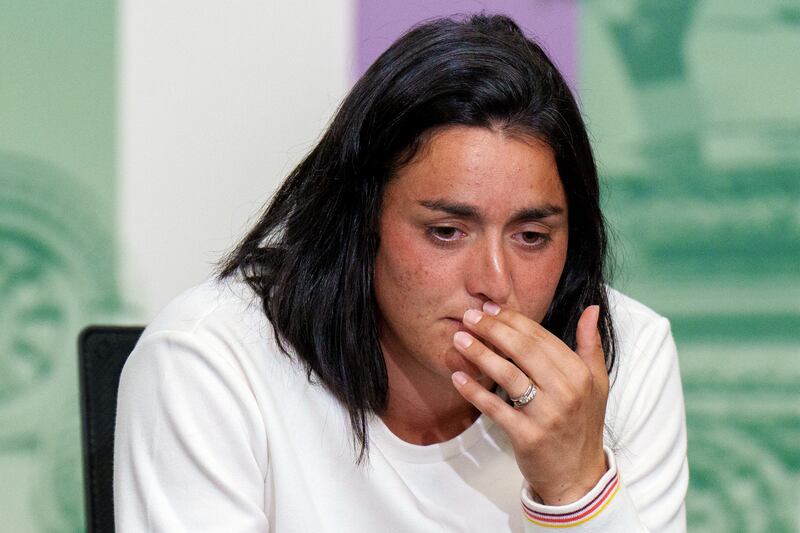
[{"left": 373, "top": 125, "right": 569, "bottom": 382}]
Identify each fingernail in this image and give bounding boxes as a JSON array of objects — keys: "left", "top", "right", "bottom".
[
  {"left": 452, "top": 371, "right": 468, "bottom": 386},
  {"left": 463, "top": 309, "right": 483, "bottom": 325},
  {"left": 483, "top": 301, "right": 501, "bottom": 316},
  {"left": 453, "top": 331, "right": 473, "bottom": 349}
]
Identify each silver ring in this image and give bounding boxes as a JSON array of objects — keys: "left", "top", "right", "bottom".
[{"left": 510, "top": 381, "right": 538, "bottom": 409}]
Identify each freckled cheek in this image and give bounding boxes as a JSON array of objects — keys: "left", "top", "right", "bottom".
[
  {"left": 378, "top": 233, "right": 453, "bottom": 317},
  {"left": 382, "top": 227, "right": 433, "bottom": 276},
  {"left": 517, "top": 248, "right": 568, "bottom": 322},
  {"left": 399, "top": 253, "right": 447, "bottom": 296}
]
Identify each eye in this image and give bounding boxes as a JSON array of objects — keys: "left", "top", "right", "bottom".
[
  {"left": 427, "top": 226, "right": 464, "bottom": 243},
  {"left": 516, "top": 231, "right": 550, "bottom": 247}
]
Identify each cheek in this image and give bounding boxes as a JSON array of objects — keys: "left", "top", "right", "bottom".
[
  {"left": 517, "top": 242, "right": 568, "bottom": 321},
  {"left": 374, "top": 227, "right": 447, "bottom": 320}
]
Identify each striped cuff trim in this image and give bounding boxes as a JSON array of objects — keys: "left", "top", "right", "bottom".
[{"left": 523, "top": 472, "right": 620, "bottom": 528}]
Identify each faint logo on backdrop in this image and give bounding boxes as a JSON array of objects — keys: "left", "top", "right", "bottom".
[
  {"left": 0, "top": 151, "right": 120, "bottom": 532},
  {"left": 684, "top": 368, "right": 800, "bottom": 531},
  {"left": 585, "top": 0, "right": 800, "bottom": 531}
]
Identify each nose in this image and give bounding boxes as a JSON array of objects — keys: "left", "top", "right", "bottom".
[{"left": 464, "top": 234, "right": 512, "bottom": 305}]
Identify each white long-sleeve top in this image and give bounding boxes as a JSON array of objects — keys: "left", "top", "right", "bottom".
[{"left": 114, "top": 276, "right": 688, "bottom": 532}]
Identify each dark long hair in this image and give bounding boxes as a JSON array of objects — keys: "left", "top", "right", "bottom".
[{"left": 217, "top": 14, "right": 615, "bottom": 461}]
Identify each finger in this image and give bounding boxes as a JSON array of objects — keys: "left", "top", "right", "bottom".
[
  {"left": 462, "top": 308, "right": 566, "bottom": 386},
  {"left": 453, "top": 331, "right": 536, "bottom": 399},
  {"left": 451, "top": 370, "right": 525, "bottom": 432},
  {"left": 481, "top": 302, "right": 584, "bottom": 377},
  {"left": 482, "top": 301, "right": 561, "bottom": 347},
  {"left": 575, "top": 305, "right": 609, "bottom": 392}
]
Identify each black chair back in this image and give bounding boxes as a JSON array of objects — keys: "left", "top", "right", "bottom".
[{"left": 78, "top": 325, "right": 145, "bottom": 533}]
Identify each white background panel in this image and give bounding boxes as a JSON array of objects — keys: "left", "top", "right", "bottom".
[{"left": 119, "top": 0, "right": 355, "bottom": 318}]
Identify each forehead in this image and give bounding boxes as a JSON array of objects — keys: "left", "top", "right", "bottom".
[{"left": 386, "top": 126, "right": 565, "bottom": 212}]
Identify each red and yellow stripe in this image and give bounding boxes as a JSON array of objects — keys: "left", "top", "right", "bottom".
[{"left": 522, "top": 472, "right": 619, "bottom": 528}]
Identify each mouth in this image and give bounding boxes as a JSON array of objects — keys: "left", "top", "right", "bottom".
[{"left": 444, "top": 317, "right": 469, "bottom": 332}]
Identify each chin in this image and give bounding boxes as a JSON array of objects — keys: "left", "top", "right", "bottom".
[{"left": 442, "top": 349, "right": 484, "bottom": 379}]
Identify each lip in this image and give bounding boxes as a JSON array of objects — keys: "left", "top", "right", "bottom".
[{"left": 444, "top": 317, "right": 469, "bottom": 333}]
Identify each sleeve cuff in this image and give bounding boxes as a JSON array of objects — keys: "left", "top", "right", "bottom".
[{"left": 520, "top": 446, "right": 623, "bottom": 529}]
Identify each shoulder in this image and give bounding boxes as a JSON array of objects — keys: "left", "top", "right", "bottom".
[
  {"left": 114, "top": 278, "right": 274, "bottom": 492},
  {"left": 606, "top": 286, "right": 673, "bottom": 359},
  {"left": 605, "top": 287, "right": 679, "bottom": 399},
  {"left": 607, "top": 286, "right": 668, "bottom": 332},
  {"left": 125, "top": 275, "right": 287, "bottom": 386},
  {"left": 602, "top": 289, "right": 688, "bottom": 498},
  {"left": 604, "top": 286, "right": 682, "bottom": 428},
  {"left": 144, "top": 275, "right": 265, "bottom": 339}
]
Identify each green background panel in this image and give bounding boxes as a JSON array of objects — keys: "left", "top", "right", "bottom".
[
  {"left": 0, "top": 1, "right": 118, "bottom": 531},
  {"left": 580, "top": 1, "right": 800, "bottom": 531}
]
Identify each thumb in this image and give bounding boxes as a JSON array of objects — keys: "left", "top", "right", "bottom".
[{"left": 575, "top": 305, "right": 607, "bottom": 382}]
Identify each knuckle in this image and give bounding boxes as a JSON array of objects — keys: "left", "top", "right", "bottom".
[
  {"left": 549, "top": 409, "right": 566, "bottom": 429},
  {"left": 574, "top": 367, "right": 593, "bottom": 391},
  {"left": 517, "top": 426, "right": 543, "bottom": 449},
  {"left": 512, "top": 336, "right": 533, "bottom": 358},
  {"left": 501, "top": 366, "right": 524, "bottom": 389},
  {"left": 529, "top": 322, "right": 547, "bottom": 341},
  {"left": 538, "top": 405, "right": 567, "bottom": 431},
  {"left": 562, "top": 387, "right": 583, "bottom": 413},
  {"left": 478, "top": 343, "right": 498, "bottom": 362},
  {"left": 485, "top": 319, "right": 503, "bottom": 339},
  {"left": 483, "top": 397, "right": 504, "bottom": 418},
  {"left": 565, "top": 397, "right": 581, "bottom": 415},
  {"left": 501, "top": 336, "right": 532, "bottom": 367}
]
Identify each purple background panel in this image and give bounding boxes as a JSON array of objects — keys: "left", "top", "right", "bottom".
[{"left": 354, "top": 0, "right": 577, "bottom": 89}]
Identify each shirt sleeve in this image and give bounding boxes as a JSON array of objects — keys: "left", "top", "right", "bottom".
[
  {"left": 520, "top": 316, "right": 689, "bottom": 532},
  {"left": 113, "top": 330, "right": 270, "bottom": 532}
]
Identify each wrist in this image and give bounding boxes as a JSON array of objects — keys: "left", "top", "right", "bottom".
[
  {"left": 520, "top": 452, "right": 624, "bottom": 530},
  {"left": 532, "top": 451, "right": 608, "bottom": 506}
]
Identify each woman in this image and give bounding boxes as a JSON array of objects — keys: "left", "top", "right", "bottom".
[{"left": 114, "top": 14, "right": 688, "bottom": 532}]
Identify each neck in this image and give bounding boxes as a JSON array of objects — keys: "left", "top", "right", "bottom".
[{"left": 380, "top": 345, "right": 489, "bottom": 445}]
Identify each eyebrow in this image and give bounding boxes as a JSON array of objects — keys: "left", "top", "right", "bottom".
[{"left": 418, "top": 199, "right": 565, "bottom": 224}]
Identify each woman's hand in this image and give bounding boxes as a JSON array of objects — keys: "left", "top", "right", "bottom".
[{"left": 450, "top": 302, "right": 609, "bottom": 506}]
